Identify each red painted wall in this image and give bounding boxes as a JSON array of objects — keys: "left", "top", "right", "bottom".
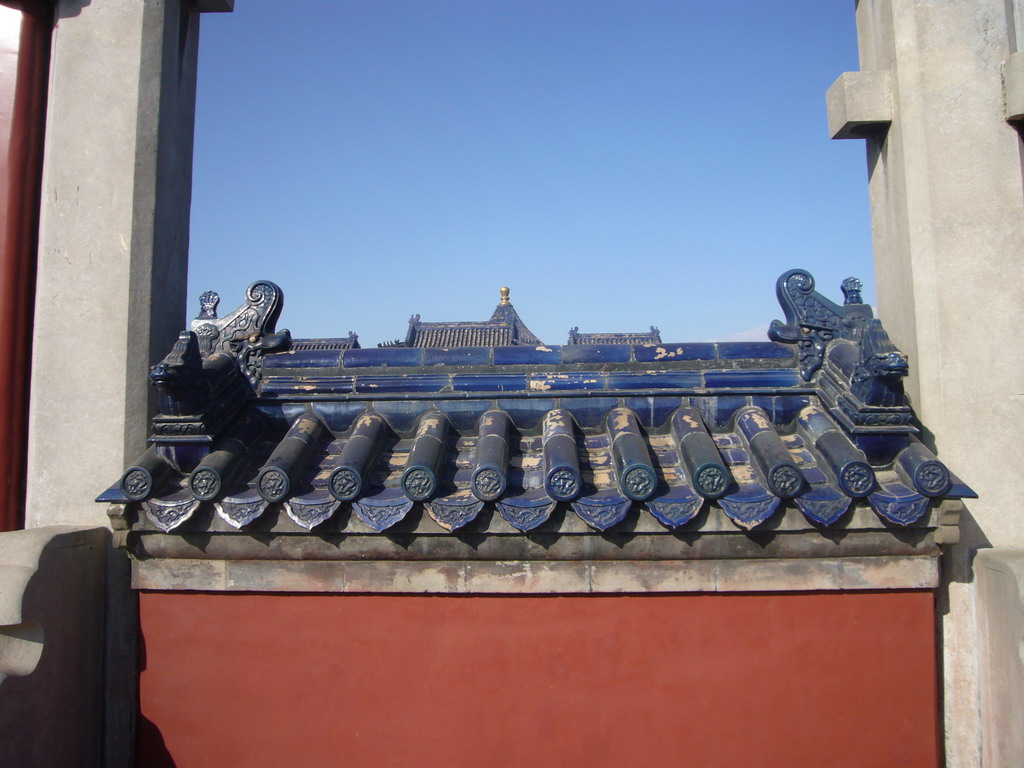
[
  {"left": 139, "top": 591, "right": 939, "bottom": 768},
  {"left": 0, "top": 1, "right": 49, "bottom": 532}
]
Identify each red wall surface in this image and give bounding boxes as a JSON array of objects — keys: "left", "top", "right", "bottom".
[
  {"left": 139, "top": 591, "right": 939, "bottom": 768},
  {"left": 0, "top": 1, "right": 49, "bottom": 532}
]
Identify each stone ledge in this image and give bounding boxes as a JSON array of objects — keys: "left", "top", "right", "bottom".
[
  {"left": 826, "top": 70, "right": 893, "bottom": 139},
  {"left": 134, "top": 555, "right": 939, "bottom": 594},
  {"left": 1004, "top": 53, "right": 1024, "bottom": 121}
]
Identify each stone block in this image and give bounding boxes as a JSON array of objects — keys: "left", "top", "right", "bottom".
[
  {"left": 0, "top": 526, "right": 107, "bottom": 768},
  {"left": 1004, "top": 52, "right": 1024, "bottom": 121},
  {"left": 826, "top": 70, "right": 892, "bottom": 139},
  {"left": 976, "top": 548, "right": 1024, "bottom": 766}
]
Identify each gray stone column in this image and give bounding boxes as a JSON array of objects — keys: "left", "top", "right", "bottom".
[
  {"left": 828, "top": 2, "right": 1024, "bottom": 764},
  {"left": 25, "top": 0, "right": 231, "bottom": 530}
]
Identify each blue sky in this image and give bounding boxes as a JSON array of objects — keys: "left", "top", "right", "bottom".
[{"left": 188, "top": 1, "right": 871, "bottom": 346}]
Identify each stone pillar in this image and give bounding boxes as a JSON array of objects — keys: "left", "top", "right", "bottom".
[
  {"left": 24, "top": 0, "right": 232, "bottom": 530},
  {"left": 976, "top": 550, "right": 1024, "bottom": 768},
  {"left": 828, "top": 1, "right": 1024, "bottom": 764}
]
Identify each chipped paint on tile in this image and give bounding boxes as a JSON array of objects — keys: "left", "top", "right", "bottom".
[
  {"left": 731, "top": 465, "right": 759, "bottom": 484},
  {"left": 653, "top": 346, "right": 687, "bottom": 360}
]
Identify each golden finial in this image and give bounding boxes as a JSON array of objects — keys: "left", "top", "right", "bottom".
[{"left": 499, "top": 286, "right": 510, "bottom": 305}]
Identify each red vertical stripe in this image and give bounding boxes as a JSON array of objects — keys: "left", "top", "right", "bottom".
[{"left": 0, "top": 1, "right": 50, "bottom": 531}]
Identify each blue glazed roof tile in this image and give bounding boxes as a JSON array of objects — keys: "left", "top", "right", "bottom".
[{"left": 104, "top": 271, "right": 972, "bottom": 556}]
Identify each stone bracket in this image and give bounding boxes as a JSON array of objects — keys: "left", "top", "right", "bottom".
[
  {"left": 826, "top": 70, "right": 893, "bottom": 139},
  {"left": 1004, "top": 52, "right": 1024, "bottom": 122}
]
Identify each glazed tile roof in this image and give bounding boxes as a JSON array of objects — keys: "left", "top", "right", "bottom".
[
  {"left": 101, "top": 270, "right": 973, "bottom": 559},
  {"left": 393, "top": 287, "right": 543, "bottom": 348},
  {"left": 567, "top": 326, "right": 661, "bottom": 345}
]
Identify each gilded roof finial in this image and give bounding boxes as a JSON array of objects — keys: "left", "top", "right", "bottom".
[{"left": 499, "top": 286, "right": 510, "bottom": 305}]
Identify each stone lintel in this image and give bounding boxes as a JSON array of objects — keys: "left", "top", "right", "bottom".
[
  {"left": 133, "top": 555, "right": 939, "bottom": 594},
  {"left": 826, "top": 70, "right": 893, "bottom": 139},
  {"left": 1004, "top": 52, "right": 1024, "bottom": 121}
]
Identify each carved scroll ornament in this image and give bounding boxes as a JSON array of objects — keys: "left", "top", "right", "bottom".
[
  {"left": 189, "top": 280, "right": 292, "bottom": 386},
  {"left": 768, "top": 269, "right": 873, "bottom": 380}
]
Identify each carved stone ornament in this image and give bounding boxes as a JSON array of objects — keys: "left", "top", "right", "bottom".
[
  {"left": 216, "top": 497, "right": 268, "bottom": 529},
  {"left": 547, "top": 468, "right": 579, "bottom": 500},
  {"left": 150, "top": 332, "right": 209, "bottom": 416},
  {"left": 353, "top": 500, "right": 413, "bottom": 532},
  {"left": 623, "top": 466, "right": 656, "bottom": 499},
  {"left": 190, "top": 469, "right": 221, "bottom": 500},
  {"left": 868, "top": 493, "right": 929, "bottom": 526},
  {"left": 190, "top": 280, "right": 292, "bottom": 386},
  {"left": 848, "top": 320, "right": 909, "bottom": 408},
  {"left": 329, "top": 468, "right": 361, "bottom": 501},
  {"left": 258, "top": 468, "right": 290, "bottom": 502},
  {"left": 769, "top": 465, "right": 803, "bottom": 497},
  {"left": 720, "top": 495, "right": 781, "bottom": 530},
  {"left": 840, "top": 463, "right": 875, "bottom": 496},
  {"left": 284, "top": 497, "right": 340, "bottom": 530},
  {"left": 571, "top": 497, "right": 632, "bottom": 531},
  {"left": 647, "top": 497, "right": 703, "bottom": 528},
  {"left": 402, "top": 469, "right": 435, "bottom": 501},
  {"left": 768, "top": 269, "right": 874, "bottom": 380},
  {"left": 836, "top": 397, "right": 914, "bottom": 428},
  {"left": 694, "top": 465, "right": 728, "bottom": 497},
  {"left": 841, "top": 277, "right": 863, "bottom": 305},
  {"left": 143, "top": 497, "right": 200, "bottom": 532},
  {"left": 426, "top": 498, "right": 484, "bottom": 532},
  {"left": 794, "top": 490, "right": 851, "bottom": 527},
  {"left": 198, "top": 290, "right": 220, "bottom": 318},
  {"left": 472, "top": 468, "right": 504, "bottom": 500},
  {"left": 915, "top": 462, "right": 951, "bottom": 496},
  {"left": 496, "top": 498, "right": 556, "bottom": 531},
  {"left": 121, "top": 469, "right": 151, "bottom": 501}
]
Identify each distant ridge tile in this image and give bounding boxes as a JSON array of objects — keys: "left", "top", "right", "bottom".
[
  {"left": 634, "top": 343, "right": 715, "bottom": 362},
  {"left": 422, "top": 347, "right": 492, "bottom": 366},
  {"left": 605, "top": 371, "right": 702, "bottom": 389},
  {"left": 352, "top": 374, "right": 449, "bottom": 394},
  {"left": 493, "top": 345, "right": 562, "bottom": 365},
  {"left": 704, "top": 369, "right": 801, "bottom": 388},
  {"left": 717, "top": 341, "right": 794, "bottom": 360},
  {"left": 264, "top": 348, "right": 342, "bottom": 369},
  {"left": 561, "top": 345, "right": 632, "bottom": 364},
  {"left": 344, "top": 347, "right": 423, "bottom": 368}
]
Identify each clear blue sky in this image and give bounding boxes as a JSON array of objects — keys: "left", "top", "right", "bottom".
[{"left": 188, "top": 1, "right": 871, "bottom": 346}]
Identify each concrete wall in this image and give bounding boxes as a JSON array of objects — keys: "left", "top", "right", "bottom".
[
  {"left": 830, "top": 2, "right": 1024, "bottom": 764},
  {"left": 25, "top": 0, "right": 203, "bottom": 529},
  {"left": 839, "top": 0, "right": 1024, "bottom": 548}
]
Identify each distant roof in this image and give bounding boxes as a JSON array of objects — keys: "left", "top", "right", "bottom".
[
  {"left": 384, "top": 287, "right": 543, "bottom": 348},
  {"left": 567, "top": 326, "right": 661, "bottom": 345},
  {"left": 290, "top": 333, "right": 360, "bottom": 352}
]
